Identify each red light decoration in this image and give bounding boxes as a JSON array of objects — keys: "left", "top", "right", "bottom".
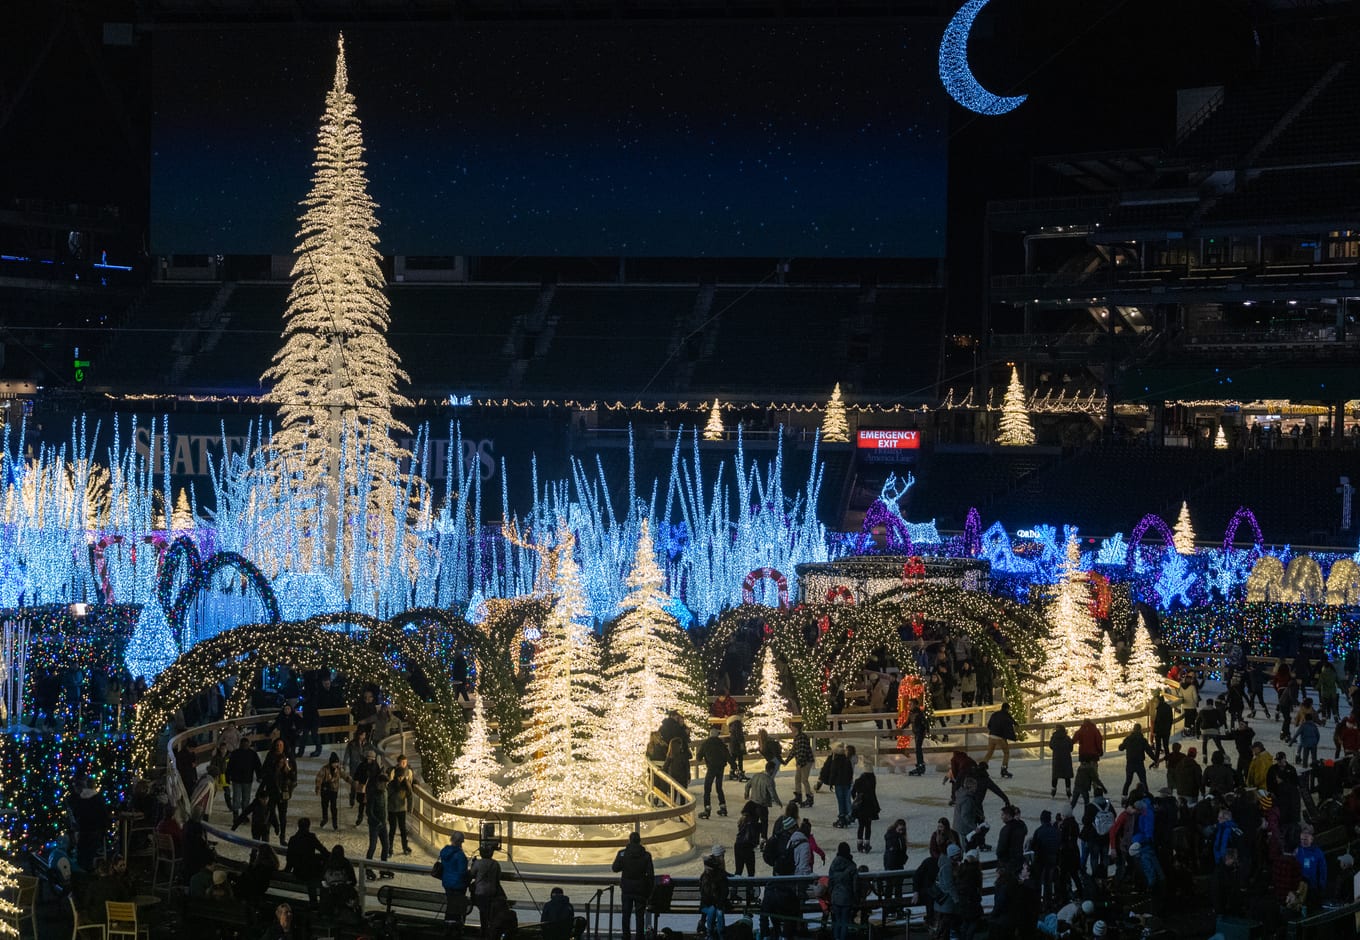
[
  {"left": 901, "top": 557, "right": 926, "bottom": 581},
  {"left": 1086, "top": 570, "right": 1113, "bottom": 621},
  {"left": 742, "top": 567, "right": 790, "bottom": 609},
  {"left": 824, "top": 585, "right": 856, "bottom": 605}
]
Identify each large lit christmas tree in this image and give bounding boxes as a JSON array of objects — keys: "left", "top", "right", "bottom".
[
  {"left": 1173, "top": 501, "right": 1196, "bottom": 554},
  {"left": 1124, "top": 614, "right": 1166, "bottom": 704},
  {"left": 262, "top": 34, "right": 411, "bottom": 562},
  {"left": 995, "top": 366, "right": 1035, "bottom": 446},
  {"left": 444, "top": 684, "right": 508, "bottom": 813},
  {"left": 598, "top": 522, "right": 707, "bottom": 804},
  {"left": 509, "top": 527, "right": 605, "bottom": 814},
  {"left": 703, "top": 400, "right": 725, "bottom": 441},
  {"left": 1093, "top": 632, "right": 1128, "bottom": 715},
  {"left": 745, "top": 644, "right": 793, "bottom": 740},
  {"left": 1032, "top": 536, "right": 1101, "bottom": 721},
  {"left": 821, "top": 384, "right": 850, "bottom": 443}
]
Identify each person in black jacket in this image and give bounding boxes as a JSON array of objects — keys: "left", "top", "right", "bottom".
[
  {"left": 994, "top": 804, "right": 1027, "bottom": 876},
  {"left": 907, "top": 703, "right": 929, "bottom": 776},
  {"left": 698, "top": 726, "right": 731, "bottom": 820},
  {"left": 68, "top": 776, "right": 110, "bottom": 872},
  {"left": 284, "top": 817, "right": 328, "bottom": 908},
  {"left": 612, "top": 831, "right": 654, "bottom": 940},
  {"left": 1119, "top": 723, "right": 1150, "bottom": 796},
  {"left": 981, "top": 702, "right": 1017, "bottom": 778},
  {"left": 226, "top": 737, "right": 261, "bottom": 820},
  {"left": 882, "top": 818, "right": 908, "bottom": 918},
  {"left": 269, "top": 703, "right": 304, "bottom": 758},
  {"left": 1151, "top": 697, "right": 1173, "bottom": 767},
  {"left": 1049, "top": 726, "right": 1074, "bottom": 799},
  {"left": 850, "top": 772, "right": 880, "bottom": 854}
]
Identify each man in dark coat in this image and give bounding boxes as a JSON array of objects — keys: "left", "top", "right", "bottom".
[
  {"left": 994, "top": 804, "right": 1026, "bottom": 876},
  {"left": 284, "top": 817, "right": 328, "bottom": 907},
  {"left": 982, "top": 703, "right": 1018, "bottom": 779},
  {"left": 697, "top": 726, "right": 731, "bottom": 819},
  {"left": 612, "top": 831, "right": 654, "bottom": 940}
]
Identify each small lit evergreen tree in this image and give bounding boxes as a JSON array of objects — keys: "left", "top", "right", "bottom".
[
  {"left": 1033, "top": 536, "right": 1101, "bottom": 721},
  {"left": 746, "top": 645, "right": 792, "bottom": 740},
  {"left": 1173, "top": 501, "right": 1197, "bottom": 554},
  {"left": 821, "top": 383, "right": 850, "bottom": 443},
  {"left": 1125, "top": 615, "right": 1166, "bottom": 703},
  {"left": 1213, "top": 426, "right": 1228, "bottom": 450},
  {"left": 703, "top": 400, "right": 725, "bottom": 441},
  {"left": 995, "top": 366, "right": 1035, "bottom": 446},
  {"left": 445, "top": 686, "right": 508, "bottom": 812}
]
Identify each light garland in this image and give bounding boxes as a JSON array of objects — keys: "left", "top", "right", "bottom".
[{"left": 0, "top": 731, "right": 133, "bottom": 852}]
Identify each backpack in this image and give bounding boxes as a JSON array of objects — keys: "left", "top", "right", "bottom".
[
  {"left": 763, "top": 826, "right": 795, "bottom": 874},
  {"left": 1093, "top": 804, "right": 1115, "bottom": 837}
]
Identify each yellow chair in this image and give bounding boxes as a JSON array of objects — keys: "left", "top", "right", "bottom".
[
  {"left": 68, "top": 897, "right": 106, "bottom": 940},
  {"left": 0, "top": 874, "right": 38, "bottom": 938},
  {"left": 104, "top": 901, "right": 148, "bottom": 940}
]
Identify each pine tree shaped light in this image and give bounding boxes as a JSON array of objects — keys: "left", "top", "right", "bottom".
[
  {"left": 821, "top": 384, "right": 851, "bottom": 443},
  {"left": 746, "top": 645, "right": 793, "bottom": 740},
  {"left": 445, "top": 685, "right": 508, "bottom": 813},
  {"left": 1173, "top": 501, "right": 1197, "bottom": 554},
  {"left": 995, "top": 366, "right": 1036, "bottom": 446},
  {"left": 0, "top": 837, "right": 20, "bottom": 938},
  {"left": 703, "top": 400, "right": 725, "bottom": 441}
]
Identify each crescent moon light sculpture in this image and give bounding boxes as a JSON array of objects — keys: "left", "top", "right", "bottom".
[{"left": 939, "top": 0, "right": 1027, "bottom": 116}]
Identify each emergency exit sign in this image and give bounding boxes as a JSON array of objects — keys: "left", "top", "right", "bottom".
[{"left": 857, "top": 429, "right": 920, "bottom": 450}]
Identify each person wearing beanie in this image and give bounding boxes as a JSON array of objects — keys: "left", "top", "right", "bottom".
[
  {"left": 699, "top": 845, "right": 730, "bottom": 940},
  {"left": 933, "top": 844, "right": 962, "bottom": 938},
  {"left": 314, "top": 751, "right": 349, "bottom": 831},
  {"left": 1092, "top": 920, "right": 1107, "bottom": 937}
]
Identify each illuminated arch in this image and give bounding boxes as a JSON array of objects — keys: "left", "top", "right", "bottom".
[
  {"left": 742, "top": 568, "right": 790, "bottom": 608},
  {"left": 1125, "top": 514, "right": 1176, "bottom": 567},
  {"left": 157, "top": 535, "right": 203, "bottom": 615},
  {"left": 1327, "top": 559, "right": 1360, "bottom": 606},
  {"left": 168, "top": 550, "right": 281, "bottom": 648},
  {"left": 133, "top": 619, "right": 466, "bottom": 787},
  {"left": 1222, "top": 506, "right": 1265, "bottom": 551}
]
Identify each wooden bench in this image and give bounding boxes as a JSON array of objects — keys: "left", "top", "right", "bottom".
[{"left": 374, "top": 883, "right": 455, "bottom": 938}]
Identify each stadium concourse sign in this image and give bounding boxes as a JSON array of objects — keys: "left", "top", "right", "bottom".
[{"left": 857, "top": 429, "right": 920, "bottom": 450}]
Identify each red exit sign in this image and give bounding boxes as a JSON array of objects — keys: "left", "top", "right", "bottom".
[{"left": 857, "top": 429, "right": 920, "bottom": 450}]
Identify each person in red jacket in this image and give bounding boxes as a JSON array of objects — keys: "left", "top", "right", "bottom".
[
  {"left": 1334, "top": 712, "right": 1360, "bottom": 757},
  {"left": 1073, "top": 719, "right": 1105, "bottom": 762}
]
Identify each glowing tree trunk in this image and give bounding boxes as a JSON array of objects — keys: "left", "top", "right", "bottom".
[
  {"left": 995, "top": 366, "right": 1035, "bottom": 446},
  {"left": 261, "top": 34, "right": 411, "bottom": 569},
  {"left": 599, "top": 522, "right": 707, "bottom": 806},
  {"left": 444, "top": 686, "right": 508, "bottom": 812},
  {"left": 821, "top": 383, "right": 850, "bottom": 443},
  {"left": 509, "top": 529, "right": 605, "bottom": 815},
  {"left": 703, "top": 400, "right": 725, "bottom": 441},
  {"left": 1125, "top": 615, "right": 1165, "bottom": 703},
  {"left": 1033, "top": 536, "right": 1101, "bottom": 722},
  {"left": 1173, "top": 501, "right": 1196, "bottom": 554},
  {"left": 746, "top": 644, "right": 792, "bottom": 740}
]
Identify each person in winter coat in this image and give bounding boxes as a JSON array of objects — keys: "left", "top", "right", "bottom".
[
  {"left": 788, "top": 823, "right": 813, "bottom": 875},
  {"left": 908, "top": 703, "right": 929, "bottom": 775},
  {"left": 952, "top": 778, "right": 986, "bottom": 852},
  {"left": 343, "top": 729, "right": 370, "bottom": 809},
  {"left": 699, "top": 847, "right": 730, "bottom": 940},
  {"left": 226, "top": 737, "right": 261, "bottom": 821},
  {"left": 612, "top": 831, "right": 654, "bottom": 940},
  {"left": 314, "top": 752, "right": 348, "bottom": 831},
  {"left": 1073, "top": 719, "right": 1105, "bottom": 761},
  {"left": 260, "top": 740, "right": 297, "bottom": 846},
  {"left": 1317, "top": 659, "right": 1340, "bottom": 723},
  {"left": 1246, "top": 742, "right": 1273, "bottom": 789},
  {"left": 1168, "top": 746, "right": 1203, "bottom": 799},
  {"left": 284, "top": 817, "right": 328, "bottom": 908},
  {"left": 757, "top": 728, "right": 782, "bottom": 772},
  {"left": 882, "top": 818, "right": 908, "bottom": 918},
  {"left": 733, "top": 808, "right": 759, "bottom": 877},
  {"left": 269, "top": 703, "right": 304, "bottom": 757},
  {"left": 955, "top": 850, "right": 984, "bottom": 938},
  {"left": 1080, "top": 794, "right": 1112, "bottom": 878},
  {"left": 929, "top": 817, "right": 962, "bottom": 859},
  {"left": 698, "top": 726, "right": 731, "bottom": 819},
  {"left": 387, "top": 753, "right": 416, "bottom": 855},
  {"left": 320, "top": 845, "right": 358, "bottom": 916},
  {"left": 1203, "top": 750, "right": 1237, "bottom": 796},
  {"left": 438, "top": 831, "right": 471, "bottom": 936},
  {"left": 1119, "top": 723, "right": 1150, "bottom": 796},
  {"left": 981, "top": 702, "right": 1018, "bottom": 778},
  {"left": 1179, "top": 680, "right": 1201, "bottom": 735},
  {"left": 1296, "top": 713, "right": 1321, "bottom": 768},
  {"left": 1029, "top": 810, "right": 1061, "bottom": 906},
  {"left": 788, "top": 721, "right": 815, "bottom": 806},
  {"left": 744, "top": 761, "right": 781, "bottom": 840},
  {"left": 827, "top": 843, "right": 858, "bottom": 940},
  {"left": 1049, "top": 726, "right": 1074, "bottom": 799},
  {"left": 664, "top": 737, "right": 692, "bottom": 788},
  {"left": 933, "top": 844, "right": 961, "bottom": 939},
  {"left": 361, "top": 756, "right": 391, "bottom": 870},
  {"left": 849, "top": 771, "right": 880, "bottom": 854},
  {"left": 817, "top": 744, "right": 854, "bottom": 827},
  {"left": 1151, "top": 698, "right": 1173, "bottom": 766},
  {"left": 994, "top": 804, "right": 1026, "bottom": 876},
  {"left": 725, "top": 715, "right": 747, "bottom": 781}
]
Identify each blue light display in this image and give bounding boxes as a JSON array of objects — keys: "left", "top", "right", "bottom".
[{"left": 939, "top": 0, "right": 1028, "bottom": 116}]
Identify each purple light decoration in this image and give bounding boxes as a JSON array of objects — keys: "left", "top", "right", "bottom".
[
  {"left": 862, "top": 500, "right": 914, "bottom": 554},
  {"left": 1124, "top": 513, "right": 1176, "bottom": 567},
  {"left": 963, "top": 507, "right": 982, "bottom": 557},
  {"left": 1222, "top": 506, "right": 1264, "bottom": 551}
]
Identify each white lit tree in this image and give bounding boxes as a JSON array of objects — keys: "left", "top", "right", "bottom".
[
  {"left": 444, "top": 685, "right": 508, "bottom": 813},
  {"left": 0, "top": 839, "right": 19, "bottom": 939},
  {"left": 703, "top": 400, "right": 725, "bottom": 441},
  {"left": 172, "top": 488, "right": 194, "bottom": 530},
  {"left": 821, "top": 384, "right": 850, "bottom": 443},
  {"left": 598, "top": 522, "right": 707, "bottom": 804},
  {"left": 995, "top": 366, "right": 1035, "bottom": 446},
  {"left": 1093, "top": 632, "right": 1128, "bottom": 715},
  {"left": 1213, "top": 426, "right": 1228, "bottom": 450},
  {"left": 1033, "top": 536, "right": 1102, "bottom": 721},
  {"left": 1124, "top": 615, "right": 1166, "bottom": 704},
  {"left": 261, "top": 34, "right": 411, "bottom": 563},
  {"left": 746, "top": 644, "right": 792, "bottom": 740},
  {"left": 1173, "top": 501, "right": 1196, "bottom": 554},
  {"left": 509, "top": 526, "right": 605, "bottom": 815}
]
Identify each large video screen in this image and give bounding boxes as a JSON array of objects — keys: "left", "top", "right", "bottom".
[{"left": 151, "top": 23, "right": 947, "bottom": 258}]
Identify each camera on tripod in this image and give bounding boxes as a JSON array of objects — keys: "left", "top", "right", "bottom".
[{"left": 479, "top": 820, "right": 502, "bottom": 855}]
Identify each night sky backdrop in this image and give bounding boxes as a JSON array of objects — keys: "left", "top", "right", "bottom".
[{"left": 151, "top": 24, "right": 948, "bottom": 258}]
